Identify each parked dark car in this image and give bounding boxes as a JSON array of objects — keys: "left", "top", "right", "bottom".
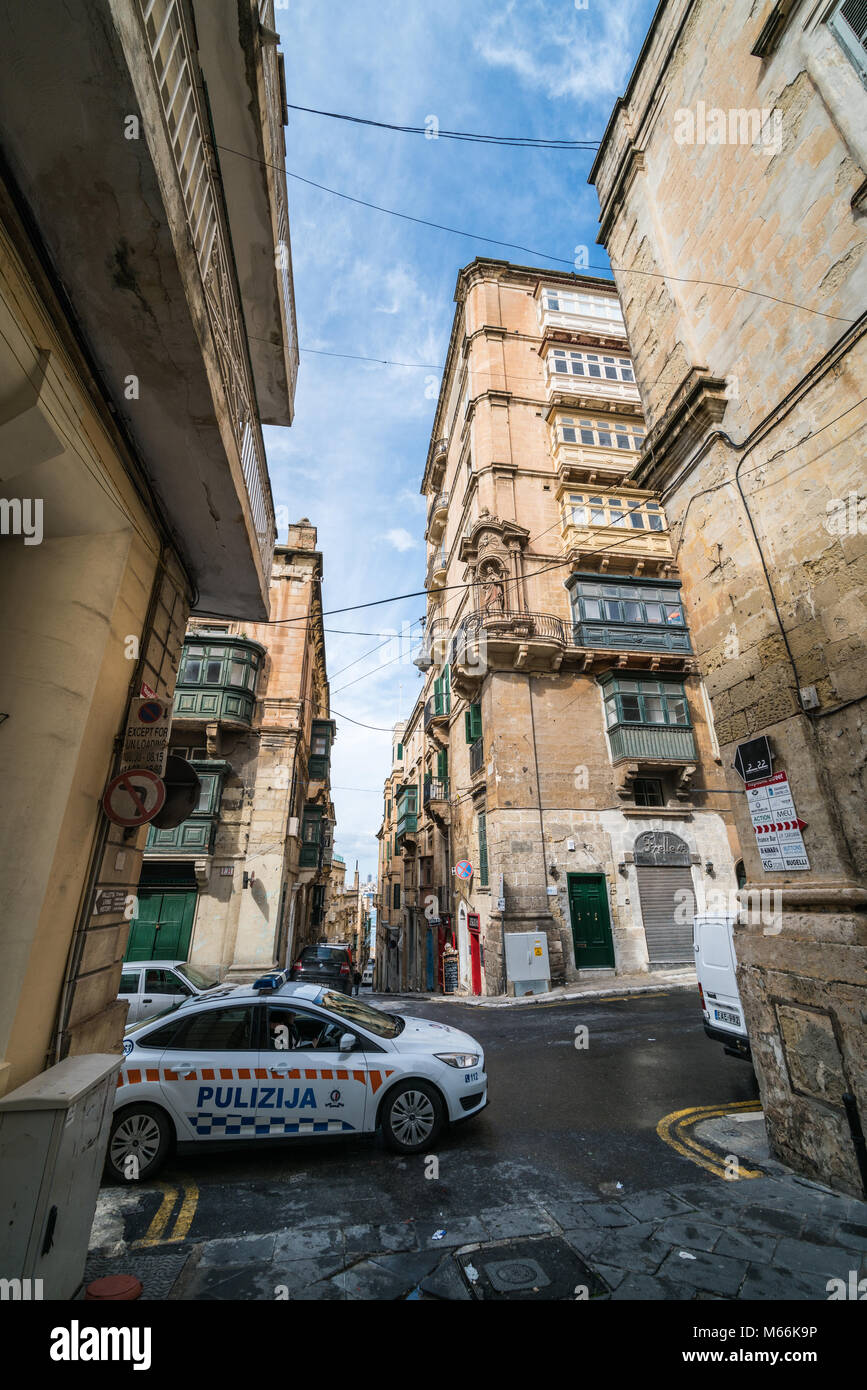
[{"left": 290, "top": 944, "right": 353, "bottom": 994}]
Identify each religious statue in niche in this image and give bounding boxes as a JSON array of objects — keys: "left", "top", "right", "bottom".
[{"left": 480, "top": 559, "right": 506, "bottom": 614}]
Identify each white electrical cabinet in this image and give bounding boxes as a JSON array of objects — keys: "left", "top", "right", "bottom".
[
  {"left": 0, "top": 1053, "right": 120, "bottom": 1298},
  {"left": 504, "top": 931, "right": 551, "bottom": 996}
]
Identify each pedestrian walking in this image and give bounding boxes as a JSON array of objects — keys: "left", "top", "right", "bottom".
[{"left": 352, "top": 966, "right": 362, "bottom": 996}]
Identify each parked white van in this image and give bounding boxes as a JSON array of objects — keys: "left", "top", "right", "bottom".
[{"left": 692, "top": 913, "right": 752, "bottom": 1061}]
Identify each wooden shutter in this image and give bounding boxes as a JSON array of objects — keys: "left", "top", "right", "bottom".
[
  {"left": 636, "top": 865, "right": 695, "bottom": 964},
  {"left": 466, "top": 702, "right": 482, "bottom": 741},
  {"left": 437, "top": 748, "right": 448, "bottom": 781}
]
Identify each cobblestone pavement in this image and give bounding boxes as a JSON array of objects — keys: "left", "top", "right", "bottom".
[
  {"left": 85, "top": 1161, "right": 867, "bottom": 1301},
  {"left": 86, "top": 993, "right": 867, "bottom": 1300}
]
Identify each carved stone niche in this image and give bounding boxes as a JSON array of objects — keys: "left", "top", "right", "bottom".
[{"left": 458, "top": 511, "right": 529, "bottom": 611}]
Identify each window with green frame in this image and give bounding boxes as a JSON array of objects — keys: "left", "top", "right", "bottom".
[
  {"left": 179, "top": 641, "right": 261, "bottom": 692},
  {"left": 465, "top": 702, "right": 482, "bottom": 743},
  {"left": 433, "top": 668, "right": 451, "bottom": 717},
  {"left": 477, "top": 810, "right": 489, "bottom": 887},
  {"left": 571, "top": 578, "right": 684, "bottom": 626},
  {"left": 309, "top": 720, "right": 332, "bottom": 780},
  {"left": 300, "top": 806, "right": 323, "bottom": 866},
  {"left": 396, "top": 742, "right": 404, "bottom": 759},
  {"left": 601, "top": 676, "right": 691, "bottom": 729}
]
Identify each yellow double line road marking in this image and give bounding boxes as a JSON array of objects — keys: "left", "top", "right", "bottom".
[
  {"left": 134, "top": 1181, "right": 199, "bottom": 1248},
  {"left": 657, "top": 1100, "right": 764, "bottom": 1180}
]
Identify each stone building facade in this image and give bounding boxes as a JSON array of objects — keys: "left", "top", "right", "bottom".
[
  {"left": 136, "top": 522, "right": 336, "bottom": 982},
  {"left": 386, "top": 257, "right": 741, "bottom": 997},
  {"left": 0, "top": 0, "right": 297, "bottom": 1096},
  {"left": 376, "top": 721, "right": 411, "bottom": 991},
  {"left": 590, "top": 0, "right": 866, "bottom": 1192}
]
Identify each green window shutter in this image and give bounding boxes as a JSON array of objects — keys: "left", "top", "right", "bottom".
[
  {"left": 465, "top": 702, "right": 482, "bottom": 742},
  {"left": 444, "top": 664, "right": 451, "bottom": 711},
  {"left": 478, "top": 810, "right": 489, "bottom": 887},
  {"left": 437, "top": 748, "right": 448, "bottom": 781}
]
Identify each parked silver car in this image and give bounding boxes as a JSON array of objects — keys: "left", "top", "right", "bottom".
[{"left": 118, "top": 959, "right": 221, "bottom": 1023}]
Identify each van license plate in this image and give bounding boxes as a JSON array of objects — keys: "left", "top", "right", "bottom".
[{"left": 714, "top": 1008, "right": 740, "bottom": 1026}]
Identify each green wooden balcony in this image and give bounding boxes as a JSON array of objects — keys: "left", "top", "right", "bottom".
[
  {"left": 173, "top": 634, "right": 265, "bottom": 727},
  {"left": 608, "top": 724, "right": 697, "bottom": 762}
]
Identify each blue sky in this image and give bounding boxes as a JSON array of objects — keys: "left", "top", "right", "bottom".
[{"left": 264, "top": 0, "right": 659, "bottom": 879}]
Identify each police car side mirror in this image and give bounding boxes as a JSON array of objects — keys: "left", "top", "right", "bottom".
[{"left": 339, "top": 1032, "right": 356, "bottom": 1052}]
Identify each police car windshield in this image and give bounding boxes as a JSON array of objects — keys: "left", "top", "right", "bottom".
[{"left": 321, "top": 991, "right": 404, "bottom": 1038}]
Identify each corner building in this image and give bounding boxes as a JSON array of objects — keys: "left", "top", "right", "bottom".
[
  {"left": 590, "top": 0, "right": 867, "bottom": 1192},
  {"left": 415, "top": 259, "right": 741, "bottom": 996}
]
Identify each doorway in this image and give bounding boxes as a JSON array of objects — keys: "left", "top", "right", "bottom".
[
  {"left": 567, "top": 874, "right": 615, "bottom": 969},
  {"left": 468, "top": 914, "right": 482, "bottom": 994},
  {"left": 127, "top": 889, "right": 197, "bottom": 961}
]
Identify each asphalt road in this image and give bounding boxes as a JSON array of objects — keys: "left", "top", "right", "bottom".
[{"left": 93, "top": 990, "right": 760, "bottom": 1253}]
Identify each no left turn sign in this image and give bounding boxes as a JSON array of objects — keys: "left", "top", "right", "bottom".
[{"left": 102, "top": 769, "right": 166, "bottom": 827}]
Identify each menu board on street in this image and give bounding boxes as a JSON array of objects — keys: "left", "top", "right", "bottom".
[
  {"left": 744, "top": 771, "right": 809, "bottom": 872},
  {"left": 442, "top": 952, "right": 459, "bottom": 994}
]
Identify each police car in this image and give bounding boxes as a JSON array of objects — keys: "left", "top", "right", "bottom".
[{"left": 108, "top": 976, "right": 487, "bottom": 1179}]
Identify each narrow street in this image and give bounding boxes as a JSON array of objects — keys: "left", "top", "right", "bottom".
[{"left": 86, "top": 993, "right": 866, "bottom": 1301}]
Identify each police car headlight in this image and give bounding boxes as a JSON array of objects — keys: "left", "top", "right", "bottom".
[{"left": 435, "top": 1052, "right": 480, "bottom": 1068}]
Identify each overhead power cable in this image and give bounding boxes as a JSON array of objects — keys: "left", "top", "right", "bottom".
[
  {"left": 217, "top": 144, "right": 854, "bottom": 324},
  {"left": 285, "top": 103, "right": 598, "bottom": 149},
  {"left": 243, "top": 395, "right": 867, "bottom": 635}
]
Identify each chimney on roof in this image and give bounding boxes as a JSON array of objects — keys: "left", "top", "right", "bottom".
[{"left": 286, "top": 518, "right": 317, "bottom": 550}]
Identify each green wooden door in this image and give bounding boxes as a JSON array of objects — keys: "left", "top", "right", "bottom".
[
  {"left": 128, "top": 890, "right": 197, "bottom": 961},
  {"left": 567, "top": 874, "right": 615, "bottom": 969}
]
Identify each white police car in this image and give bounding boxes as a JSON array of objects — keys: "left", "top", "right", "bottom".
[{"left": 108, "top": 976, "right": 487, "bottom": 1179}]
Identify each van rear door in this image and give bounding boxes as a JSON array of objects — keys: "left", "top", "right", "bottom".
[{"left": 693, "top": 914, "right": 746, "bottom": 1041}]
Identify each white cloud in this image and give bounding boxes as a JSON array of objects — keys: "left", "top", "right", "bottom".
[
  {"left": 382, "top": 527, "right": 417, "bottom": 552},
  {"left": 475, "top": 0, "right": 646, "bottom": 105}
]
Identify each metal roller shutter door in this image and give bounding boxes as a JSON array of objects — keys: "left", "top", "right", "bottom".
[{"left": 636, "top": 865, "right": 695, "bottom": 965}]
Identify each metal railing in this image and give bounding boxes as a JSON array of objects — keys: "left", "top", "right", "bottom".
[
  {"left": 428, "top": 490, "right": 449, "bottom": 519},
  {"left": 423, "top": 777, "right": 448, "bottom": 804},
  {"left": 424, "top": 693, "right": 451, "bottom": 728},
  {"left": 469, "top": 737, "right": 484, "bottom": 777},
  {"left": 457, "top": 610, "right": 567, "bottom": 646},
  {"left": 137, "top": 0, "right": 276, "bottom": 573}
]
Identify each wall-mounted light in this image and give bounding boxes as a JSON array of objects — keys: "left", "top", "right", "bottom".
[
  {"left": 705, "top": 861, "right": 715, "bottom": 877},
  {"left": 618, "top": 862, "right": 629, "bottom": 878}
]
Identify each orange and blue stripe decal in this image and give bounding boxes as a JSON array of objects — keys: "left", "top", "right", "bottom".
[{"left": 118, "top": 1065, "right": 395, "bottom": 1090}]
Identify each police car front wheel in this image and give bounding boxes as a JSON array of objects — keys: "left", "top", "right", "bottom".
[
  {"left": 107, "top": 1103, "right": 173, "bottom": 1182},
  {"left": 381, "top": 1081, "right": 444, "bottom": 1154}
]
